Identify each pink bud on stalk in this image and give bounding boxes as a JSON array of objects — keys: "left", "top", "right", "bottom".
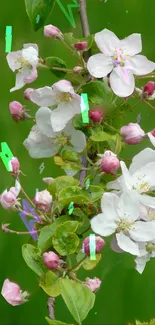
[
  {"left": 9, "top": 157, "right": 20, "bottom": 175},
  {"left": 1, "top": 279, "right": 29, "bottom": 306},
  {"left": 100, "top": 151, "right": 120, "bottom": 174},
  {"left": 44, "top": 25, "right": 63, "bottom": 40},
  {"left": 9, "top": 101, "right": 31, "bottom": 122},
  {"left": 73, "top": 66, "right": 83, "bottom": 73},
  {"left": 24, "top": 88, "right": 34, "bottom": 100},
  {"left": 34, "top": 189, "right": 52, "bottom": 213},
  {"left": 82, "top": 235, "right": 105, "bottom": 255},
  {"left": 89, "top": 108, "right": 104, "bottom": 123},
  {"left": 143, "top": 81, "right": 155, "bottom": 96},
  {"left": 74, "top": 41, "right": 88, "bottom": 51},
  {"left": 0, "top": 187, "right": 19, "bottom": 210},
  {"left": 85, "top": 277, "right": 102, "bottom": 292},
  {"left": 120, "top": 122, "right": 145, "bottom": 145},
  {"left": 43, "top": 251, "right": 59, "bottom": 270}
]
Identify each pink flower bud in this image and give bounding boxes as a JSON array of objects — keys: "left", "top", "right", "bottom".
[
  {"left": 43, "top": 251, "right": 59, "bottom": 270},
  {"left": 100, "top": 151, "right": 120, "bottom": 174},
  {"left": 74, "top": 41, "right": 88, "bottom": 51},
  {"left": 82, "top": 235, "right": 105, "bottom": 255},
  {"left": 34, "top": 190, "right": 52, "bottom": 213},
  {"left": 120, "top": 122, "right": 145, "bottom": 145},
  {"left": 143, "top": 81, "right": 155, "bottom": 96},
  {"left": 0, "top": 187, "right": 18, "bottom": 210},
  {"left": 44, "top": 25, "right": 63, "bottom": 39},
  {"left": 9, "top": 157, "right": 20, "bottom": 175},
  {"left": 73, "top": 66, "right": 83, "bottom": 73},
  {"left": 1, "top": 279, "right": 29, "bottom": 306},
  {"left": 89, "top": 109, "right": 104, "bottom": 123},
  {"left": 85, "top": 277, "right": 101, "bottom": 292},
  {"left": 9, "top": 101, "right": 25, "bottom": 122},
  {"left": 24, "top": 88, "right": 34, "bottom": 100}
]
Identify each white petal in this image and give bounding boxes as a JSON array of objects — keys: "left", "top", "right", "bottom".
[
  {"left": 95, "top": 29, "right": 120, "bottom": 56},
  {"left": 135, "top": 255, "right": 150, "bottom": 274},
  {"left": 129, "top": 221, "right": 155, "bottom": 242},
  {"left": 52, "top": 80, "right": 74, "bottom": 94},
  {"left": 110, "top": 67, "right": 135, "bottom": 97},
  {"left": 23, "top": 125, "right": 59, "bottom": 158},
  {"left": 120, "top": 161, "right": 133, "bottom": 191},
  {"left": 129, "top": 148, "right": 155, "bottom": 174},
  {"left": 30, "top": 86, "right": 56, "bottom": 107},
  {"left": 101, "top": 192, "right": 120, "bottom": 221},
  {"left": 118, "top": 191, "right": 140, "bottom": 222},
  {"left": 36, "top": 107, "right": 57, "bottom": 138},
  {"left": 120, "top": 34, "right": 142, "bottom": 56},
  {"left": 87, "top": 54, "right": 113, "bottom": 78},
  {"left": 23, "top": 43, "right": 39, "bottom": 53},
  {"left": 70, "top": 129, "right": 86, "bottom": 153},
  {"left": 24, "top": 67, "right": 38, "bottom": 84},
  {"left": 129, "top": 55, "right": 155, "bottom": 76},
  {"left": 116, "top": 232, "right": 139, "bottom": 255},
  {"left": 6, "top": 51, "right": 22, "bottom": 71},
  {"left": 10, "top": 67, "right": 31, "bottom": 92},
  {"left": 110, "top": 236, "right": 124, "bottom": 253},
  {"left": 15, "top": 179, "right": 21, "bottom": 196},
  {"left": 148, "top": 132, "right": 155, "bottom": 147},
  {"left": 51, "top": 98, "right": 81, "bottom": 132},
  {"left": 22, "top": 46, "right": 38, "bottom": 67},
  {"left": 91, "top": 213, "right": 116, "bottom": 236},
  {"left": 132, "top": 162, "right": 155, "bottom": 191},
  {"left": 106, "top": 177, "right": 122, "bottom": 191}
]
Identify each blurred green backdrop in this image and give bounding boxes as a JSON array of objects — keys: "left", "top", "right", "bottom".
[{"left": 1, "top": 0, "right": 155, "bottom": 324}]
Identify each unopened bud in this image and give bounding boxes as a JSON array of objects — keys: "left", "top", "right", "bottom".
[
  {"left": 82, "top": 235, "right": 105, "bottom": 255},
  {"left": 100, "top": 151, "right": 120, "bottom": 174},
  {"left": 44, "top": 25, "right": 63, "bottom": 40},
  {"left": 9, "top": 157, "right": 20, "bottom": 175},
  {"left": 89, "top": 109, "right": 104, "bottom": 123},
  {"left": 120, "top": 122, "right": 145, "bottom": 145},
  {"left": 9, "top": 101, "right": 25, "bottom": 122},
  {"left": 74, "top": 41, "right": 88, "bottom": 51},
  {"left": 85, "top": 277, "right": 102, "bottom": 292},
  {"left": 43, "top": 251, "right": 59, "bottom": 270},
  {"left": 73, "top": 66, "right": 83, "bottom": 73},
  {"left": 143, "top": 81, "right": 155, "bottom": 96}
]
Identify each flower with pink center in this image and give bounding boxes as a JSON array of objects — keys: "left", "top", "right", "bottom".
[
  {"left": 82, "top": 235, "right": 105, "bottom": 255},
  {"left": 43, "top": 251, "right": 59, "bottom": 270},
  {"left": 98, "top": 150, "right": 120, "bottom": 174},
  {"left": 44, "top": 25, "right": 63, "bottom": 39},
  {"left": 120, "top": 122, "right": 145, "bottom": 144},
  {"left": 87, "top": 29, "right": 155, "bottom": 97},
  {"left": 34, "top": 189, "right": 52, "bottom": 212},
  {"left": 0, "top": 180, "right": 21, "bottom": 210},
  {"left": 85, "top": 277, "right": 102, "bottom": 292},
  {"left": 1, "top": 279, "right": 29, "bottom": 306},
  {"left": 89, "top": 108, "right": 104, "bottom": 123},
  {"left": 74, "top": 41, "right": 88, "bottom": 51},
  {"left": 6, "top": 44, "right": 39, "bottom": 92}
]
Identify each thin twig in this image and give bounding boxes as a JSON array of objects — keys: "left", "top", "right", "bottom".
[
  {"left": 78, "top": 0, "right": 91, "bottom": 62},
  {"left": 48, "top": 297, "right": 55, "bottom": 320}
]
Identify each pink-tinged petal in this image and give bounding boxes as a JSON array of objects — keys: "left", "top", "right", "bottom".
[
  {"left": 10, "top": 67, "right": 31, "bottom": 92},
  {"left": 129, "top": 55, "right": 155, "bottom": 76},
  {"left": 95, "top": 29, "right": 120, "bottom": 56},
  {"left": 24, "top": 67, "right": 38, "bottom": 84},
  {"left": 110, "top": 67, "right": 135, "bottom": 97},
  {"left": 6, "top": 51, "right": 22, "bottom": 71},
  {"left": 1, "top": 279, "right": 22, "bottom": 306},
  {"left": 30, "top": 86, "right": 56, "bottom": 107},
  {"left": 116, "top": 232, "right": 139, "bottom": 255},
  {"left": 52, "top": 80, "right": 75, "bottom": 94},
  {"left": 70, "top": 129, "right": 86, "bottom": 152},
  {"left": 129, "top": 221, "right": 155, "bottom": 242},
  {"left": 23, "top": 125, "right": 59, "bottom": 158},
  {"left": 120, "top": 34, "right": 142, "bottom": 56},
  {"left": 148, "top": 132, "right": 155, "bottom": 147},
  {"left": 36, "top": 107, "right": 57, "bottom": 138},
  {"left": 91, "top": 213, "right": 116, "bottom": 236},
  {"left": 87, "top": 54, "right": 113, "bottom": 78}
]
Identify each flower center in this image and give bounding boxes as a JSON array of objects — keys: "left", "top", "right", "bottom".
[
  {"left": 146, "top": 243, "right": 155, "bottom": 253},
  {"left": 113, "top": 48, "right": 127, "bottom": 67},
  {"left": 15, "top": 55, "right": 31, "bottom": 71},
  {"left": 116, "top": 219, "right": 133, "bottom": 233},
  {"left": 54, "top": 132, "right": 71, "bottom": 146},
  {"left": 56, "top": 92, "right": 72, "bottom": 103}
]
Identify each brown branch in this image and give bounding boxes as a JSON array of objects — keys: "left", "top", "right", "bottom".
[
  {"left": 78, "top": 0, "right": 91, "bottom": 62},
  {"left": 47, "top": 297, "right": 55, "bottom": 320}
]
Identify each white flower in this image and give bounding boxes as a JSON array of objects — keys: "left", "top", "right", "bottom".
[
  {"left": 6, "top": 44, "right": 39, "bottom": 92},
  {"left": 23, "top": 107, "right": 86, "bottom": 158},
  {"left": 87, "top": 29, "right": 155, "bottom": 97},
  {"left": 91, "top": 191, "right": 155, "bottom": 256},
  {"left": 148, "top": 131, "right": 155, "bottom": 147},
  {"left": 29, "top": 80, "right": 81, "bottom": 132},
  {"left": 107, "top": 148, "right": 155, "bottom": 198},
  {"left": 135, "top": 241, "right": 155, "bottom": 274}
]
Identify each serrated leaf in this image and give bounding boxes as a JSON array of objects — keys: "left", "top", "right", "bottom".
[
  {"left": 59, "top": 278, "right": 95, "bottom": 324},
  {"left": 48, "top": 176, "right": 79, "bottom": 196},
  {"left": 52, "top": 221, "right": 79, "bottom": 255},
  {"left": 24, "top": 0, "right": 54, "bottom": 31},
  {"left": 22, "top": 244, "right": 44, "bottom": 276},
  {"left": 40, "top": 271, "right": 60, "bottom": 297},
  {"left": 45, "top": 56, "right": 67, "bottom": 78}
]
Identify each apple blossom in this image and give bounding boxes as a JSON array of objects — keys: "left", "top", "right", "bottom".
[
  {"left": 135, "top": 241, "right": 155, "bottom": 274},
  {"left": 43, "top": 251, "right": 59, "bottom": 270},
  {"left": 0, "top": 180, "right": 21, "bottom": 210},
  {"left": 29, "top": 80, "right": 81, "bottom": 132},
  {"left": 44, "top": 24, "right": 63, "bottom": 39},
  {"left": 34, "top": 189, "right": 52, "bottom": 212},
  {"left": 1, "top": 279, "right": 29, "bottom": 306},
  {"left": 6, "top": 44, "right": 39, "bottom": 92},
  {"left": 87, "top": 29, "right": 155, "bottom": 97},
  {"left": 82, "top": 235, "right": 105, "bottom": 255},
  {"left": 9, "top": 157, "right": 20, "bottom": 175},
  {"left": 85, "top": 277, "right": 102, "bottom": 292},
  {"left": 98, "top": 150, "right": 120, "bottom": 174},
  {"left": 120, "top": 122, "right": 145, "bottom": 145},
  {"left": 9, "top": 101, "right": 25, "bottom": 121}
]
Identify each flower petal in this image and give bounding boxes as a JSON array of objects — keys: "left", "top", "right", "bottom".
[
  {"left": 95, "top": 29, "right": 120, "bottom": 56},
  {"left": 148, "top": 132, "right": 155, "bottom": 147},
  {"left": 22, "top": 46, "right": 38, "bottom": 67},
  {"left": 36, "top": 107, "right": 57, "bottom": 138},
  {"left": 52, "top": 80, "right": 75, "bottom": 94},
  {"left": 87, "top": 54, "right": 113, "bottom": 78},
  {"left": 10, "top": 67, "right": 31, "bottom": 92},
  {"left": 129, "top": 55, "right": 155, "bottom": 76},
  {"left": 23, "top": 125, "right": 59, "bottom": 158},
  {"left": 24, "top": 67, "right": 38, "bottom": 84},
  {"left": 30, "top": 86, "right": 56, "bottom": 107},
  {"left": 118, "top": 191, "right": 140, "bottom": 222},
  {"left": 129, "top": 148, "right": 155, "bottom": 174},
  {"left": 120, "top": 161, "right": 133, "bottom": 191},
  {"left": 135, "top": 255, "right": 150, "bottom": 274},
  {"left": 116, "top": 232, "right": 139, "bottom": 255},
  {"left": 6, "top": 51, "right": 22, "bottom": 71},
  {"left": 129, "top": 221, "right": 155, "bottom": 242},
  {"left": 91, "top": 213, "right": 116, "bottom": 236},
  {"left": 132, "top": 162, "right": 155, "bottom": 191},
  {"left": 110, "top": 236, "right": 124, "bottom": 253},
  {"left": 70, "top": 129, "right": 86, "bottom": 153},
  {"left": 101, "top": 192, "right": 120, "bottom": 220},
  {"left": 110, "top": 67, "right": 135, "bottom": 97},
  {"left": 120, "top": 34, "right": 142, "bottom": 56}
]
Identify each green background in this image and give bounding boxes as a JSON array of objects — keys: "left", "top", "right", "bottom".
[{"left": 1, "top": 0, "right": 155, "bottom": 324}]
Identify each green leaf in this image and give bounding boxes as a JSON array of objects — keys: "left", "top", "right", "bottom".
[
  {"left": 85, "top": 185, "right": 103, "bottom": 202},
  {"left": 114, "top": 134, "right": 123, "bottom": 155},
  {"left": 82, "top": 81, "right": 114, "bottom": 106},
  {"left": 46, "top": 317, "right": 75, "bottom": 325},
  {"left": 82, "top": 254, "right": 102, "bottom": 270},
  {"left": 54, "top": 156, "right": 65, "bottom": 166},
  {"left": 24, "top": 0, "right": 54, "bottom": 31},
  {"left": 22, "top": 244, "right": 44, "bottom": 276},
  {"left": 58, "top": 186, "right": 90, "bottom": 206},
  {"left": 52, "top": 221, "right": 79, "bottom": 255},
  {"left": 61, "top": 163, "right": 81, "bottom": 173},
  {"left": 38, "top": 215, "right": 70, "bottom": 253},
  {"left": 72, "top": 208, "right": 90, "bottom": 234},
  {"left": 48, "top": 176, "right": 79, "bottom": 196},
  {"left": 45, "top": 57, "right": 67, "bottom": 78},
  {"left": 40, "top": 271, "right": 60, "bottom": 297},
  {"left": 59, "top": 278, "right": 95, "bottom": 324},
  {"left": 61, "top": 150, "right": 81, "bottom": 164},
  {"left": 91, "top": 131, "right": 115, "bottom": 142}
]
